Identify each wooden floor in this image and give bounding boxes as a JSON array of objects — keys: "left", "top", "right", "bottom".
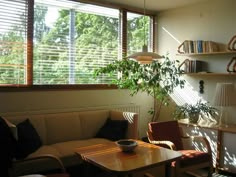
[
  {"left": 183, "top": 170, "right": 233, "bottom": 177},
  {"left": 66, "top": 165, "right": 233, "bottom": 177},
  {"left": 183, "top": 173, "right": 232, "bottom": 177}
]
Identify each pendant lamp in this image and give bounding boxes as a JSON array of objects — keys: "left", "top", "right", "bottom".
[{"left": 127, "top": 0, "right": 163, "bottom": 63}]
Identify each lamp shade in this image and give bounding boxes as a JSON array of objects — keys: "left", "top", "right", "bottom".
[
  {"left": 212, "top": 83, "right": 236, "bottom": 106},
  {"left": 127, "top": 45, "right": 163, "bottom": 64}
]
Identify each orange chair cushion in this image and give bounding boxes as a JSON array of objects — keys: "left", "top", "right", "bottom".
[{"left": 172, "top": 150, "right": 211, "bottom": 167}]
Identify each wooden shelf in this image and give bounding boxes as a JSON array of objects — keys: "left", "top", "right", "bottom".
[
  {"left": 176, "top": 51, "right": 236, "bottom": 56},
  {"left": 184, "top": 73, "right": 236, "bottom": 76}
]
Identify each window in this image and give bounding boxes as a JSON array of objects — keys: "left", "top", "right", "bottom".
[
  {"left": 0, "top": 0, "right": 28, "bottom": 85},
  {"left": 127, "top": 12, "right": 152, "bottom": 56},
  {"left": 34, "top": 0, "right": 119, "bottom": 84},
  {"left": 0, "top": 0, "right": 154, "bottom": 89}
]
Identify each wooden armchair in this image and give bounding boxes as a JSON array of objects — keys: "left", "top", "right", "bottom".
[
  {"left": 10, "top": 154, "right": 70, "bottom": 177},
  {"left": 147, "top": 120, "right": 213, "bottom": 177}
]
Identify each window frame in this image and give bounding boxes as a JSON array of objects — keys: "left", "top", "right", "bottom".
[{"left": 0, "top": 0, "right": 156, "bottom": 91}]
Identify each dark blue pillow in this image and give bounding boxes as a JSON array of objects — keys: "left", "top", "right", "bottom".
[
  {"left": 95, "top": 118, "right": 128, "bottom": 141},
  {"left": 15, "top": 119, "right": 42, "bottom": 159}
]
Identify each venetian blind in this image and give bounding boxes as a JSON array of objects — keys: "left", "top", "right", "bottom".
[
  {"left": 0, "top": 0, "right": 28, "bottom": 85},
  {"left": 33, "top": 0, "right": 119, "bottom": 85}
]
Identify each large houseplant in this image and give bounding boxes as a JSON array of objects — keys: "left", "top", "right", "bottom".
[
  {"left": 94, "top": 55, "right": 185, "bottom": 122},
  {"left": 173, "top": 100, "right": 218, "bottom": 123}
]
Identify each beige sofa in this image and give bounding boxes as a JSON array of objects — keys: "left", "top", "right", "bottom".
[{"left": 4, "top": 109, "right": 138, "bottom": 175}]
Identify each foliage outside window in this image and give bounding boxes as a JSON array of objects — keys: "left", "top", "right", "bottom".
[
  {"left": 0, "top": 0, "right": 27, "bottom": 85},
  {"left": 127, "top": 12, "right": 152, "bottom": 57},
  {"left": 0, "top": 0, "right": 154, "bottom": 88}
]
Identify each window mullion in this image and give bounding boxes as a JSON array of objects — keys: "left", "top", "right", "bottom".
[
  {"left": 120, "top": 10, "right": 127, "bottom": 59},
  {"left": 27, "top": 0, "right": 34, "bottom": 85}
]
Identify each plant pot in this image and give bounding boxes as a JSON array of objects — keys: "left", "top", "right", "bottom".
[{"left": 188, "top": 113, "right": 199, "bottom": 124}]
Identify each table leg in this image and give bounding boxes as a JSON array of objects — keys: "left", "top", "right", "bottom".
[
  {"left": 117, "top": 173, "right": 132, "bottom": 177},
  {"left": 82, "top": 161, "right": 94, "bottom": 177},
  {"left": 165, "top": 162, "right": 171, "bottom": 177}
]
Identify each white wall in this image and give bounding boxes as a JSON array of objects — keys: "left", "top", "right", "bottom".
[{"left": 156, "top": 0, "right": 236, "bottom": 124}]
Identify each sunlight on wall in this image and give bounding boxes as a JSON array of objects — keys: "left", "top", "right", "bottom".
[
  {"left": 224, "top": 148, "right": 236, "bottom": 169},
  {"left": 160, "top": 27, "right": 203, "bottom": 105},
  {"left": 162, "top": 27, "right": 181, "bottom": 44},
  {"left": 170, "top": 80, "right": 202, "bottom": 106},
  {"left": 161, "top": 27, "right": 210, "bottom": 106}
]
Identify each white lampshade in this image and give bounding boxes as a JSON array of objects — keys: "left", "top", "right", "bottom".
[
  {"left": 127, "top": 45, "right": 163, "bottom": 64},
  {"left": 213, "top": 83, "right": 236, "bottom": 106}
]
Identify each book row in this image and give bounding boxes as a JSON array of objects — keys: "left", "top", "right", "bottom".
[{"left": 180, "top": 40, "right": 219, "bottom": 54}]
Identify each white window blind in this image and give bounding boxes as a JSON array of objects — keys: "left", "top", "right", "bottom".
[
  {"left": 0, "top": 0, "right": 28, "bottom": 85},
  {"left": 33, "top": 0, "right": 119, "bottom": 85}
]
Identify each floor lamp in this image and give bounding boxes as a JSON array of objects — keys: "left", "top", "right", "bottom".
[{"left": 212, "top": 83, "right": 235, "bottom": 127}]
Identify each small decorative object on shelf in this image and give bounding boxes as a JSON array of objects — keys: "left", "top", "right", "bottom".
[
  {"left": 178, "top": 59, "right": 204, "bottom": 73},
  {"left": 227, "top": 35, "right": 236, "bottom": 51},
  {"left": 226, "top": 56, "right": 236, "bottom": 73},
  {"left": 199, "top": 80, "right": 204, "bottom": 94},
  {"left": 177, "top": 40, "right": 218, "bottom": 54}
]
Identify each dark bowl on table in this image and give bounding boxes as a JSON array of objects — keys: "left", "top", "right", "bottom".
[{"left": 116, "top": 139, "right": 138, "bottom": 152}]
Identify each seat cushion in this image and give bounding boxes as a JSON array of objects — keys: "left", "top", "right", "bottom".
[
  {"left": 51, "top": 138, "right": 112, "bottom": 167},
  {"left": 44, "top": 113, "right": 81, "bottom": 144},
  {"left": 172, "top": 150, "right": 211, "bottom": 167}
]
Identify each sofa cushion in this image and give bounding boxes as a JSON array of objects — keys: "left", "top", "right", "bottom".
[
  {"left": 27, "top": 145, "right": 62, "bottom": 158},
  {"left": 51, "top": 138, "right": 111, "bottom": 167},
  {"left": 95, "top": 118, "right": 128, "bottom": 141},
  {"left": 45, "top": 113, "right": 81, "bottom": 144},
  {"left": 15, "top": 119, "right": 42, "bottom": 159},
  {"left": 79, "top": 110, "right": 109, "bottom": 139}
]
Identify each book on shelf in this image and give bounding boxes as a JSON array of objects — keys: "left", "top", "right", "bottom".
[
  {"left": 197, "top": 40, "right": 203, "bottom": 53},
  {"left": 179, "top": 40, "right": 219, "bottom": 54},
  {"left": 191, "top": 60, "right": 203, "bottom": 73},
  {"left": 179, "top": 59, "right": 204, "bottom": 73}
]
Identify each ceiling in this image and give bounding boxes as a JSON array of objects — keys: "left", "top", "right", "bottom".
[{"left": 97, "top": 0, "right": 208, "bottom": 12}]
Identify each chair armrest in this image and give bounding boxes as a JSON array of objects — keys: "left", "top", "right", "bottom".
[
  {"left": 148, "top": 140, "right": 176, "bottom": 150},
  {"left": 146, "top": 131, "right": 176, "bottom": 150},
  {"left": 13, "top": 154, "right": 66, "bottom": 173}
]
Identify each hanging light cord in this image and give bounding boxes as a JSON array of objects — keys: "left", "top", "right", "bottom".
[{"left": 143, "top": 0, "right": 146, "bottom": 47}]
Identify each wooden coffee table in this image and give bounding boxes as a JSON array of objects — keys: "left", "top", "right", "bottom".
[{"left": 75, "top": 140, "right": 181, "bottom": 177}]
